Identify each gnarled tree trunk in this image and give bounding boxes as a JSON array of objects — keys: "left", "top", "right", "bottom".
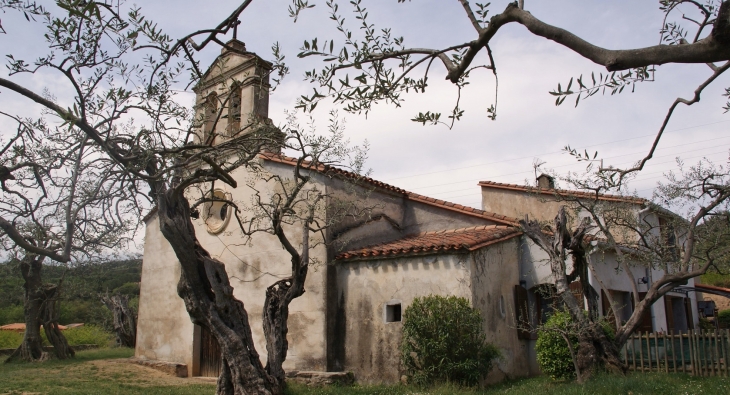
[
  {"left": 39, "top": 283, "right": 75, "bottom": 360},
  {"left": 101, "top": 294, "right": 137, "bottom": 347},
  {"left": 6, "top": 255, "right": 49, "bottom": 363},
  {"left": 520, "top": 207, "right": 625, "bottom": 382},
  {"left": 157, "top": 187, "right": 280, "bottom": 395}
]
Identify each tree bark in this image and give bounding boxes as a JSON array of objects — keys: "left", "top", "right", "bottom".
[
  {"left": 101, "top": 294, "right": 137, "bottom": 347},
  {"left": 39, "top": 283, "right": 75, "bottom": 360},
  {"left": 5, "top": 256, "right": 49, "bottom": 363},
  {"left": 262, "top": 222, "right": 308, "bottom": 385},
  {"left": 520, "top": 207, "right": 626, "bottom": 382},
  {"left": 157, "top": 187, "right": 280, "bottom": 395}
]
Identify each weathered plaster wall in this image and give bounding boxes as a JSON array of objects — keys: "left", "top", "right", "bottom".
[
  {"left": 190, "top": 160, "right": 330, "bottom": 371},
  {"left": 335, "top": 254, "right": 473, "bottom": 383},
  {"left": 136, "top": 160, "right": 331, "bottom": 374},
  {"left": 135, "top": 216, "right": 196, "bottom": 374},
  {"left": 329, "top": 180, "right": 497, "bottom": 253},
  {"left": 481, "top": 188, "right": 565, "bottom": 223},
  {"left": 469, "top": 239, "right": 533, "bottom": 380}
]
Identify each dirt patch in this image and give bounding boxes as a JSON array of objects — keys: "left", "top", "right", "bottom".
[{"left": 86, "top": 359, "right": 198, "bottom": 387}]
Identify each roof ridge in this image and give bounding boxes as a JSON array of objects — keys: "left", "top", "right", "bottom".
[
  {"left": 478, "top": 180, "right": 647, "bottom": 204},
  {"left": 261, "top": 154, "right": 519, "bottom": 226}
]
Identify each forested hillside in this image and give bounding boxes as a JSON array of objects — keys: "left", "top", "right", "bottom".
[{"left": 0, "top": 259, "right": 142, "bottom": 328}]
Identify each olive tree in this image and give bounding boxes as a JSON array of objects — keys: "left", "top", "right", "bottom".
[{"left": 1, "top": 99, "right": 141, "bottom": 361}]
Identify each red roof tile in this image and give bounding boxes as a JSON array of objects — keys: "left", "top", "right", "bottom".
[
  {"left": 478, "top": 181, "right": 647, "bottom": 204},
  {"left": 262, "top": 154, "right": 518, "bottom": 226},
  {"left": 336, "top": 225, "right": 522, "bottom": 261}
]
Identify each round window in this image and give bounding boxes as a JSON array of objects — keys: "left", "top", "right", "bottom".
[{"left": 203, "top": 190, "right": 232, "bottom": 234}]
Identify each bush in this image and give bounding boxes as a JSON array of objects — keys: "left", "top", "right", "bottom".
[
  {"left": 59, "top": 299, "right": 113, "bottom": 330},
  {"left": 401, "top": 295, "right": 500, "bottom": 386},
  {"left": 535, "top": 311, "right": 577, "bottom": 380},
  {"left": 0, "top": 330, "right": 22, "bottom": 349},
  {"left": 62, "top": 325, "right": 114, "bottom": 347},
  {"left": 0, "top": 305, "right": 24, "bottom": 326},
  {"left": 718, "top": 310, "right": 730, "bottom": 328}
]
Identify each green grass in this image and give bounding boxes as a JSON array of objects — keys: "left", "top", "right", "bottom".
[
  {"left": 0, "top": 348, "right": 215, "bottom": 394},
  {"left": 1, "top": 349, "right": 728, "bottom": 395},
  {"left": 286, "top": 373, "right": 729, "bottom": 395}
]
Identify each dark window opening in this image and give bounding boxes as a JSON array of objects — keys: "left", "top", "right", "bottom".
[
  {"left": 386, "top": 303, "right": 401, "bottom": 323},
  {"left": 220, "top": 203, "right": 229, "bottom": 221}
]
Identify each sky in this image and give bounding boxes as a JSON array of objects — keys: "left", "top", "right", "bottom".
[{"left": 2, "top": 0, "right": 729, "bottom": 213}]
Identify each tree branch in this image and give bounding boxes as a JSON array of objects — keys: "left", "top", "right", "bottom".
[{"left": 447, "top": 2, "right": 730, "bottom": 83}]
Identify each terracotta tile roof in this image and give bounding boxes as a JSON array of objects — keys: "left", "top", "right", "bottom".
[
  {"left": 695, "top": 283, "right": 730, "bottom": 293},
  {"left": 478, "top": 181, "right": 648, "bottom": 204},
  {"left": 336, "top": 225, "right": 522, "bottom": 261},
  {"left": 262, "top": 154, "right": 518, "bottom": 226}
]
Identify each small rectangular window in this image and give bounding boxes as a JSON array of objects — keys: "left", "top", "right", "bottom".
[{"left": 385, "top": 303, "right": 402, "bottom": 323}]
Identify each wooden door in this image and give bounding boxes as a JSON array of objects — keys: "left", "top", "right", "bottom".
[{"left": 199, "top": 325, "right": 221, "bottom": 377}]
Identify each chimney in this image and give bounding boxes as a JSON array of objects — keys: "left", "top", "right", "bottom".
[{"left": 536, "top": 174, "right": 555, "bottom": 189}]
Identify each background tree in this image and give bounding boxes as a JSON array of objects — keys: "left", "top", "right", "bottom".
[{"left": 1, "top": 110, "right": 140, "bottom": 361}]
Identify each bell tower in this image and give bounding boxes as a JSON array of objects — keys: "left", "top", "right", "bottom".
[{"left": 193, "top": 39, "right": 272, "bottom": 146}]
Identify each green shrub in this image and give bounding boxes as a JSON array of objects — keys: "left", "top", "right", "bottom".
[
  {"left": 699, "top": 317, "right": 716, "bottom": 330},
  {"left": 718, "top": 310, "right": 730, "bottom": 327},
  {"left": 700, "top": 272, "right": 730, "bottom": 289},
  {"left": 0, "top": 305, "right": 24, "bottom": 326},
  {"left": 62, "top": 325, "right": 114, "bottom": 347},
  {"left": 535, "top": 311, "right": 577, "bottom": 381},
  {"left": 59, "top": 300, "right": 113, "bottom": 330},
  {"left": 0, "top": 330, "right": 22, "bottom": 349},
  {"left": 401, "top": 295, "right": 500, "bottom": 386}
]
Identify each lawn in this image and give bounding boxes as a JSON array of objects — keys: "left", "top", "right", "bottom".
[
  {"left": 1, "top": 349, "right": 728, "bottom": 395},
  {"left": 0, "top": 348, "right": 215, "bottom": 395}
]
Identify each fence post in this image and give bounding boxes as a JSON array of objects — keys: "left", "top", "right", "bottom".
[
  {"left": 725, "top": 329, "right": 729, "bottom": 377},
  {"left": 654, "top": 332, "right": 660, "bottom": 372},
  {"left": 725, "top": 329, "right": 730, "bottom": 377},
  {"left": 670, "top": 330, "right": 677, "bottom": 374},
  {"left": 688, "top": 330, "right": 695, "bottom": 376},
  {"left": 679, "top": 331, "right": 687, "bottom": 373},
  {"left": 646, "top": 331, "right": 652, "bottom": 372},
  {"left": 663, "top": 332, "right": 669, "bottom": 373},
  {"left": 640, "top": 331, "right": 645, "bottom": 372},
  {"left": 713, "top": 329, "right": 719, "bottom": 376},
  {"left": 697, "top": 329, "right": 704, "bottom": 377}
]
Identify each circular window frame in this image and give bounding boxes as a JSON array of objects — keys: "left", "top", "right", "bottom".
[{"left": 202, "top": 189, "right": 232, "bottom": 234}]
